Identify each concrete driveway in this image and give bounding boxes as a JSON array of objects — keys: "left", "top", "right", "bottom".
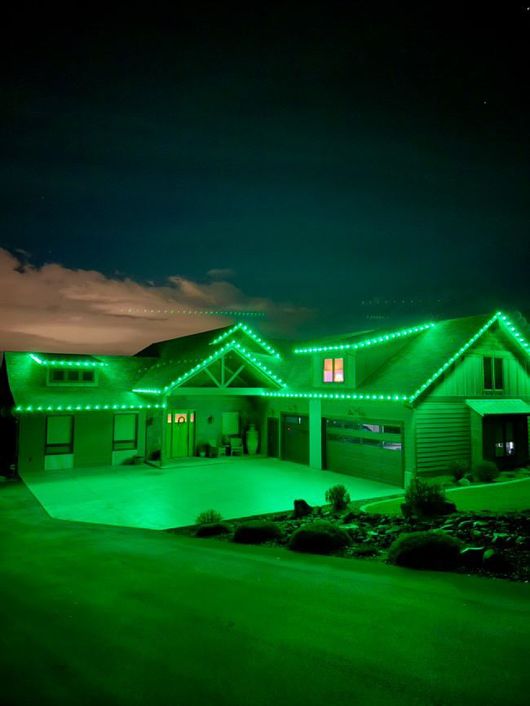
[{"left": 20, "top": 456, "right": 401, "bottom": 529}]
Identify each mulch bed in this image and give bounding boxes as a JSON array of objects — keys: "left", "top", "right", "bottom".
[{"left": 170, "top": 505, "right": 530, "bottom": 582}]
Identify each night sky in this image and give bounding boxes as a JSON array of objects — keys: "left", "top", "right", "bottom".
[{"left": 1, "top": 3, "right": 529, "bottom": 353}]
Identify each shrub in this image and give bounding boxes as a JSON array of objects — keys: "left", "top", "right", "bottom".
[
  {"left": 387, "top": 531, "right": 462, "bottom": 570},
  {"left": 325, "top": 484, "right": 351, "bottom": 512},
  {"left": 195, "top": 522, "right": 231, "bottom": 538},
  {"left": 473, "top": 461, "right": 499, "bottom": 483},
  {"left": 233, "top": 521, "right": 282, "bottom": 544},
  {"left": 448, "top": 459, "right": 468, "bottom": 482},
  {"left": 401, "top": 478, "right": 455, "bottom": 518},
  {"left": 289, "top": 521, "right": 351, "bottom": 554},
  {"left": 196, "top": 509, "right": 223, "bottom": 525}
]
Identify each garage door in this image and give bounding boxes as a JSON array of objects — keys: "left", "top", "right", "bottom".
[
  {"left": 324, "top": 418, "right": 403, "bottom": 487},
  {"left": 282, "top": 414, "right": 309, "bottom": 465}
]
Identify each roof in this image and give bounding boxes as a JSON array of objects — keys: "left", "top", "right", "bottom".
[
  {"left": 2, "top": 310, "right": 528, "bottom": 411},
  {"left": 4, "top": 352, "right": 159, "bottom": 411},
  {"left": 356, "top": 314, "right": 493, "bottom": 397},
  {"left": 466, "top": 399, "right": 530, "bottom": 416}
]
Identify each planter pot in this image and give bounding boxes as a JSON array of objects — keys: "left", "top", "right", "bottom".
[{"left": 246, "top": 424, "right": 259, "bottom": 455}]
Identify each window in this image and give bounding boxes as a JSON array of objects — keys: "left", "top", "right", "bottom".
[
  {"left": 48, "top": 368, "right": 96, "bottom": 385},
  {"left": 483, "top": 356, "right": 504, "bottom": 391},
  {"left": 323, "top": 357, "right": 344, "bottom": 383},
  {"left": 113, "top": 413, "right": 138, "bottom": 451},
  {"left": 45, "top": 415, "right": 74, "bottom": 455}
]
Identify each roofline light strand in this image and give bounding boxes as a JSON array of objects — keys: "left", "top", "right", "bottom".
[{"left": 293, "top": 322, "right": 435, "bottom": 354}]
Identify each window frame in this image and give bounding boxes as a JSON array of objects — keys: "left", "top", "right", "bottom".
[
  {"left": 483, "top": 355, "right": 504, "bottom": 392},
  {"left": 113, "top": 413, "right": 139, "bottom": 451},
  {"left": 45, "top": 415, "right": 74, "bottom": 456},
  {"left": 322, "top": 357, "right": 345, "bottom": 384},
  {"left": 47, "top": 368, "right": 97, "bottom": 386}
]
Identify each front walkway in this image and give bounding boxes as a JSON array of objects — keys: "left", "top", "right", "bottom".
[{"left": 20, "top": 456, "right": 400, "bottom": 529}]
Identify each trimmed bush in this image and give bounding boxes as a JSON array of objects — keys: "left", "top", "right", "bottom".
[
  {"left": 448, "top": 459, "right": 468, "bottom": 482},
  {"left": 387, "top": 531, "right": 462, "bottom": 570},
  {"left": 289, "top": 521, "right": 351, "bottom": 554},
  {"left": 473, "top": 461, "right": 499, "bottom": 483},
  {"left": 325, "top": 484, "right": 351, "bottom": 512},
  {"left": 233, "top": 521, "right": 282, "bottom": 544},
  {"left": 196, "top": 509, "right": 223, "bottom": 525},
  {"left": 195, "top": 522, "right": 231, "bottom": 538},
  {"left": 401, "top": 478, "right": 455, "bottom": 518}
]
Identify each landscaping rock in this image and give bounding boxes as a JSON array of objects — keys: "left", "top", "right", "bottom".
[
  {"left": 293, "top": 499, "right": 313, "bottom": 519},
  {"left": 482, "top": 548, "right": 513, "bottom": 574},
  {"left": 459, "top": 546, "right": 485, "bottom": 568},
  {"left": 492, "top": 532, "right": 513, "bottom": 546},
  {"left": 342, "top": 511, "right": 358, "bottom": 524},
  {"left": 457, "top": 477, "right": 471, "bottom": 486}
]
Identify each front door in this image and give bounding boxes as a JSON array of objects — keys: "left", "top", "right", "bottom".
[
  {"left": 483, "top": 414, "right": 529, "bottom": 469},
  {"left": 165, "top": 410, "right": 196, "bottom": 459}
]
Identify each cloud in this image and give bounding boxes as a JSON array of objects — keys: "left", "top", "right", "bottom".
[
  {"left": 207, "top": 268, "right": 236, "bottom": 280},
  {"left": 0, "top": 249, "right": 311, "bottom": 354}
]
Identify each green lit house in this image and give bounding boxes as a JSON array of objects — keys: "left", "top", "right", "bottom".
[{"left": 1, "top": 311, "right": 529, "bottom": 487}]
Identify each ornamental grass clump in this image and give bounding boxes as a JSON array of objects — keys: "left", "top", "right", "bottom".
[
  {"left": 233, "top": 521, "right": 282, "bottom": 544},
  {"left": 289, "top": 521, "right": 351, "bottom": 555},
  {"left": 387, "top": 531, "right": 462, "bottom": 570},
  {"left": 196, "top": 509, "right": 223, "bottom": 525},
  {"left": 401, "top": 478, "right": 455, "bottom": 518},
  {"left": 325, "top": 484, "right": 351, "bottom": 512}
]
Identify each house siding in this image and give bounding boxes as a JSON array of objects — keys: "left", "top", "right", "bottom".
[
  {"left": 415, "top": 401, "right": 471, "bottom": 475},
  {"left": 17, "top": 415, "right": 45, "bottom": 474}
]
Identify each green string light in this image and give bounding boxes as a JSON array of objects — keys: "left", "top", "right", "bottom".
[
  {"left": 14, "top": 403, "right": 163, "bottom": 414},
  {"left": 293, "top": 322, "right": 435, "bottom": 354},
  {"left": 408, "top": 313, "right": 500, "bottom": 403},
  {"left": 210, "top": 323, "right": 281, "bottom": 358},
  {"left": 261, "top": 391, "right": 408, "bottom": 401},
  {"left": 497, "top": 311, "right": 530, "bottom": 357},
  {"left": 138, "top": 340, "right": 286, "bottom": 394},
  {"left": 29, "top": 353, "right": 107, "bottom": 368}
]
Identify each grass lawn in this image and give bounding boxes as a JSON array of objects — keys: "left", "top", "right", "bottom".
[
  {"left": 2, "top": 480, "right": 530, "bottom": 706},
  {"left": 364, "top": 477, "right": 530, "bottom": 515}
]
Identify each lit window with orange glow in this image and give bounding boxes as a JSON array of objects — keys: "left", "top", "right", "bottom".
[
  {"left": 323, "top": 358, "right": 333, "bottom": 382},
  {"left": 323, "top": 357, "right": 344, "bottom": 383},
  {"left": 334, "top": 358, "right": 344, "bottom": 382}
]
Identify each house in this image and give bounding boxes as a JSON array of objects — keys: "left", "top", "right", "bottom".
[{"left": 1, "top": 311, "right": 529, "bottom": 487}]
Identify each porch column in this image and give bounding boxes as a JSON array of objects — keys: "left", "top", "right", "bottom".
[
  {"left": 470, "top": 410, "right": 483, "bottom": 469},
  {"left": 309, "top": 398, "right": 322, "bottom": 469},
  {"left": 160, "top": 405, "right": 168, "bottom": 468}
]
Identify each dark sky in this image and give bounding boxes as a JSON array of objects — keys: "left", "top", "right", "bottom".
[{"left": 1, "top": 2, "right": 529, "bottom": 344}]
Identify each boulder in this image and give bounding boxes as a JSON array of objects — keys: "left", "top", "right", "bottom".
[
  {"left": 482, "top": 548, "right": 513, "bottom": 574},
  {"left": 293, "top": 499, "right": 313, "bottom": 519},
  {"left": 459, "top": 546, "right": 485, "bottom": 568}
]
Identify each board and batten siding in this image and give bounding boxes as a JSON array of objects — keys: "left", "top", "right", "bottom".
[
  {"left": 414, "top": 401, "right": 471, "bottom": 474},
  {"left": 430, "top": 329, "right": 530, "bottom": 399}
]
